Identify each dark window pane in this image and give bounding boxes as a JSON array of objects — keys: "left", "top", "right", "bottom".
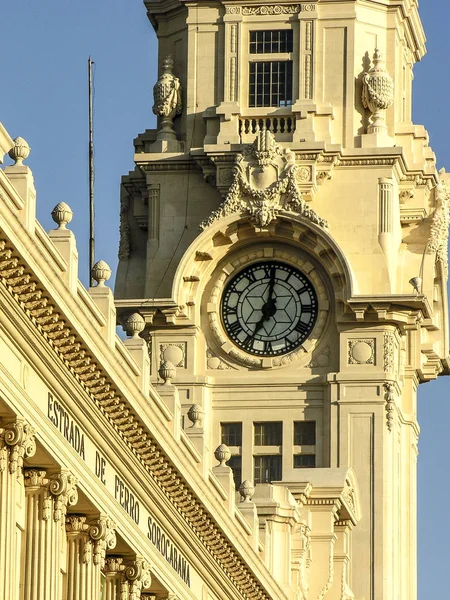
[
  {"left": 221, "top": 422, "right": 243, "bottom": 446},
  {"left": 254, "top": 455, "right": 282, "bottom": 483},
  {"left": 294, "top": 421, "right": 316, "bottom": 446},
  {"left": 254, "top": 422, "right": 282, "bottom": 446},
  {"left": 228, "top": 455, "right": 242, "bottom": 487},
  {"left": 294, "top": 454, "right": 316, "bottom": 468},
  {"left": 249, "top": 61, "right": 293, "bottom": 107},
  {"left": 249, "top": 30, "right": 293, "bottom": 54}
]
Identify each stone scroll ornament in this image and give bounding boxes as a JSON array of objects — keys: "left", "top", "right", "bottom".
[
  {"left": 362, "top": 49, "right": 394, "bottom": 134},
  {"left": 152, "top": 55, "right": 182, "bottom": 140},
  {"left": 426, "top": 169, "right": 450, "bottom": 278},
  {"left": 200, "top": 129, "right": 328, "bottom": 230}
]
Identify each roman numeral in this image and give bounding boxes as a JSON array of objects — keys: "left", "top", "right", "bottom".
[
  {"left": 264, "top": 340, "right": 274, "bottom": 354},
  {"left": 296, "top": 285, "right": 307, "bottom": 294},
  {"left": 301, "top": 304, "right": 313, "bottom": 313},
  {"left": 224, "top": 306, "right": 237, "bottom": 316},
  {"left": 295, "top": 321, "right": 309, "bottom": 334},
  {"left": 242, "top": 335, "right": 254, "bottom": 349},
  {"left": 228, "top": 321, "right": 241, "bottom": 335}
]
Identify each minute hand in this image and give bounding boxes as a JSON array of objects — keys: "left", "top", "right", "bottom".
[{"left": 267, "top": 267, "right": 276, "bottom": 301}]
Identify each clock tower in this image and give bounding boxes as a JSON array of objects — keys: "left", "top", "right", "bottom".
[{"left": 115, "top": 1, "right": 449, "bottom": 599}]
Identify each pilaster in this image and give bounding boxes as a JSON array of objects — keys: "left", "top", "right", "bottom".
[
  {"left": 0, "top": 418, "right": 36, "bottom": 600},
  {"left": 23, "top": 469, "right": 78, "bottom": 600},
  {"left": 65, "top": 515, "right": 117, "bottom": 600}
]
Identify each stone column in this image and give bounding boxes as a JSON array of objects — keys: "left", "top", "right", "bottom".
[
  {"left": 66, "top": 515, "right": 117, "bottom": 600},
  {"left": 23, "top": 469, "right": 78, "bottom": 600},
  {"left": 103, "top": 557, "right": 124, "bottom": 600},
  {"left": 0, "top": 419, "right": 36, "bottom": 600}
]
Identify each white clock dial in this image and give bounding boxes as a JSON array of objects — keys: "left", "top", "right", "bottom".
[{"left": 221, "top": 261, "right": 318, "bottom": 356}]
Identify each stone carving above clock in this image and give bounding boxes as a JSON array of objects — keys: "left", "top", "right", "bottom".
[{"left": 200, "top": 130, "right": 328, "bottom": 230}]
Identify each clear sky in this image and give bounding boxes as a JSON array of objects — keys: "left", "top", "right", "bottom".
[{"left": 1, "top": 2, "right": 449, "bottom": 597}]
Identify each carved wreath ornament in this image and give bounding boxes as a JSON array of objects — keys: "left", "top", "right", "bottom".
[{"left": 200, "top": 130, "right": 327, "bottom": 230}]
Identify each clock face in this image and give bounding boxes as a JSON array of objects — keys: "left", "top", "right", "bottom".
[{"left": 221, "top": 261, "right": 318, "bottom": 357}]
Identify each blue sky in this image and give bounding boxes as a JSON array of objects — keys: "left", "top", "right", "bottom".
[{"left": 1, "top": 2, "right": 449, "bottom": 597}]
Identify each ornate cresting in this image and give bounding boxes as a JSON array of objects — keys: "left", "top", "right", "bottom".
[
  {"left": 362, "top": 49, "right": 394, "bottom": 134},
  {"left": 152, "top": 55, "right": 182, "bottom": 142},
  {"left": 200, "top": 129, "right": 327, "bottom": 229}
]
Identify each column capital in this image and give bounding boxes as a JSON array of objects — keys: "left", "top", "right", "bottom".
[
  {"left": 103, "top": 556, "right": 125, "bottom": 575},
  {"left": 25, "top": 469, "right": 78, "bottom": 522},
  {"left": 0, "top": 418, "right": 36, "bottom": 474},
  {"left": 88, "top": 516, "right": 117, "bottom": 568},
  {"left": 123, "top": 558, "right": 152, "bottom": 599},
  {"left": 48, "top": 470, "right": 79, "bottom": 521},
  {"left": 24, "top": 468, "right": 47, "bottom": 488}
]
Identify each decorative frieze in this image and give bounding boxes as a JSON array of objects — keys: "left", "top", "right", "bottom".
[
  {"left": 383, "top": 333, "right": 395, "bottom": 373},
  {"left": 234, "top": 4, "right": 316, "bottom": 16}
]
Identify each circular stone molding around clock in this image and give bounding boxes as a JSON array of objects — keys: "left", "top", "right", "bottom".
[{"left": 206, "top": 247, "right": 330, "bottom": 369}]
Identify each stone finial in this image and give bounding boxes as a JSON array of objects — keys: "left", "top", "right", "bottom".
[
  {"left": 152, "top": 55, "right": 182, "bottom": 145},
  {"left": 214, "top": 443, "right": 231, "bottom": 467},
  {"left": 158, "top": 360, "right": 176, "bottom": 385},
  {"left": 152, "top": 55, "right": 182, "bottom": 119},
  {"left": 125, "top": 313, "right": 145, "bottom": 338},
  {"left": 91, "top": 260, "right": 112, "bottom": 287},
  {"left": 187, "top": 404, "right": 203, "bottom": 428},
  {"left": 8, "top": 136, "right": 30, "bottom": 165},
  {"left": 238, "top": 480, "right": 255, "bottom": 503},
  {"left": 51, "top": 202, "right": 73, "bottom": 229},
  {"left": 362, "top": 49, "right": 394, "bottom": 134}
]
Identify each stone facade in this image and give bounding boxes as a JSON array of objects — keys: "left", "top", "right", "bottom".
[{"left": 113, "top": 2, "right": 449, "bottom": 599}]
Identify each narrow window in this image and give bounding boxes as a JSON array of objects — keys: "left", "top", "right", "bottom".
[
  {"left": 254, "top": 422, "right": 282, "bottom": 446},
  {"left": 249, "top": 61, "right": 293, "bottom": 107},
  {"left": 221, "top": 422, "right": 242, "bottom": 446},
  {"left": 294, "top": 421, "right": 316, "bottom": 446},
  {"left": 254, "top": 455, "right": 282, "bottom": 483}
]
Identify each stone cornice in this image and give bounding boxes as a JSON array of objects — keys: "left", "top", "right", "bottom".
[{"left": 0, "top": 241, "right": 279, "bottom": 600}]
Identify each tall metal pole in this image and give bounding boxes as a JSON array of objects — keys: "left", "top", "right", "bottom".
[{"left": 88, "top": 57, "right": 95, "bottom": 286}]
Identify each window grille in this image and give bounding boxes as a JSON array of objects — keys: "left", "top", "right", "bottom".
[
  {"left": 254, "top": 455, "right": 282, "bottom": 483},
  {"left": 254, "top": 422, "right": 282, "bottom": 446},
  {"left": 249, "top": 60, "right": 293, "bottom": 107},
  {"left": 250, "top": 30, "right": 293, "bottom": 54}
]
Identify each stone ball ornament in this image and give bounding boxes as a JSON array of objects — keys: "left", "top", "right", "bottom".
[
  {"left": 91, "top": 260, "right": 112, "bottom": 287},
  {"left": 51, "top": 202, "right": 73, "bottom": 229},
  {"left": 214, "top": 444, "right": 231, "bottom": 466},
  {"left": 238, "top": 480, "right": 255, "bottom": 503},
  {"left": 8, "top": 136, "right": 30, "bottom": 165},
  {"left": 125, "top": 313, "right": 145, "bottom": 338}
]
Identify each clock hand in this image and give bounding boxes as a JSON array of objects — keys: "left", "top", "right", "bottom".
[{"left": 267, "top": 267, "right": 276, "bottom": 302}]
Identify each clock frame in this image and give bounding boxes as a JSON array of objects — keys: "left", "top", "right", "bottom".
[{"left": 206, "top": 247, "right": 330, "bottom": 369}]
